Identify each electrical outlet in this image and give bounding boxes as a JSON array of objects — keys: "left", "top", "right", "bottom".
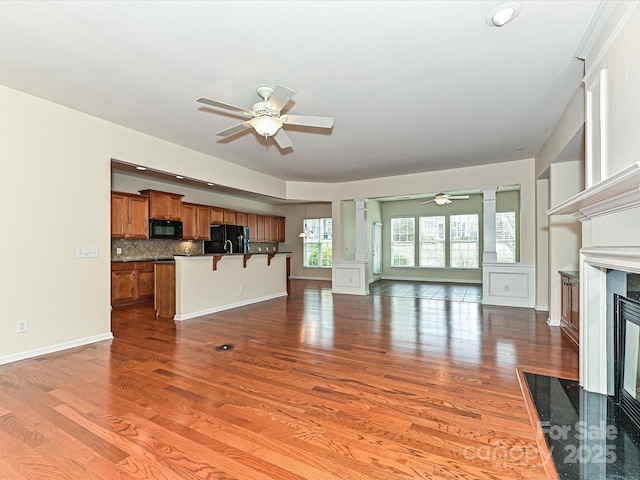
[
  {"left": 185, "top": 247, "right": 190, "bottom": 254},
  {"left": 239, "top": 284, "right": 244, "bottom": 292},
  {"left": 76, "top": 247, "right": 99, "bottom": 258},
  {"left": 116, "top": 247, "right": 122, "bottom": 255},
  {"left": 17, "top": 319, "right": 28, "bottom": 333}
]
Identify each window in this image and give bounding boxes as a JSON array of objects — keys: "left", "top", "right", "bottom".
[
  {"left": 391, "top": 217, "right": 415, "bottom": 266},
  {"left": 496, "top": 211, "right": 516, "bottom": 263},
  {"left": 303, "top": 218, "right": 333, "bottom": 267},
  {"left": 419, "top": 216, "right": 445, "bottom": 267},
  {"left": 450, "top": 214, "right": 479, "bottom": 268}
]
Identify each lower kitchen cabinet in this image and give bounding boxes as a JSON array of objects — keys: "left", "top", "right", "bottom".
[
  {"left": 154, "top": 262, "right": 176, "bottom": 318},
  {"left": 111, "top": 261, "right": 155, "bottom": 306}
]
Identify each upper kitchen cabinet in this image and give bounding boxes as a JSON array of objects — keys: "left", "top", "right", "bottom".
[
  {"left": 139, "top": 189, "right": 183, "bottom": 221},
  {"left": 111, "top": 192, "right": 149, "bottom": 239},
  {"left": 236, "top": 212, "right": 247, "bottom": 227},
  {"left": 182, "top": 202, "right": 211, "bottom": 241},
  {"left": 223, "top": 209, "right": 237, "bottom": 225},
  {"left": 210, "top": 207, "right": 224, "bottom": 225},
  {"left": 275, "top": 216, "right": 285, "bottom": 242}
]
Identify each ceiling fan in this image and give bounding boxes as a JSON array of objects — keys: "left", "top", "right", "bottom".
[
  {"left": 197, "top": 84, "right": 334, "bottom": 149},
  {"left": 420, "top": 193, "right": 470, "bottom": 206}
]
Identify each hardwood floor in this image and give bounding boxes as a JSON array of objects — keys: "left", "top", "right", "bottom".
[{"left": 0, "top": 280, "right": 578, "bottom": 479}]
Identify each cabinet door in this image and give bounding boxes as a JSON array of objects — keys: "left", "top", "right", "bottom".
[
  {"left": 167, "top": 194, "right": 182, "bottom": 221},
  {"left": 111, "top": 194, "right": 127, "bottom": 238},
  {"left": 128, "top": 196, "right": 149, "bottom": 239},
  {"left": 247, "top": 214, "right": 258, "bottom": 241},
  {"left": 196, "top": 205, "right": 211, "bottom": 240},
  {"left": 181, "top": 203, "right": 197, "bottom": 240},
  {"left": 223, "top": 209, "right": 237, "bottom": 225},
  {"left": 210, "top": 207, "right": 224, "bottom": 224},
  {"left": 570, "top": 280, "right": 579, "bottom": 332},
  {"left": 148, "top": 191, "right": 170, "bottom": 219},
  {"left": 561, "top": 275, "right": 571, "bottom": 325},
  {"left": 136, "top": 262, "right": 155, "bottom": 301},
  {"left": 111, "top": 266, "right": 136, "bottom": 304},
  {"left": 236, "top": 212, "right": 247, "bottom": 227},
  {"left": 256, "top": 215, "right": 265, "bottom": 241},
  {"left": 276, "top": 216, "right": 285, "bottom": 242}
]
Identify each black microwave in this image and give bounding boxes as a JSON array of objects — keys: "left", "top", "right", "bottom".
[{"left": 149, "top": 219, "right": 183, "bottom": 239}]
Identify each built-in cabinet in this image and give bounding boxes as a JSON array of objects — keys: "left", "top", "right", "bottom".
[
  {"left": 111, "top": 261, "right": 155, "bottom": 306},
  {"left": 560, "top": 272, "right": 580, "bottom": 347},
  {"left": 139, "top": 189, "right": 183, "bottom": 220},
  {"left": 111, "top": 192, "right": 149, "bottom": 239}
]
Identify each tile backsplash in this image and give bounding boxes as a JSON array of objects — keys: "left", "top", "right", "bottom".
[{"left": 111, "top": 239, "right": 279, "bottom": 261}]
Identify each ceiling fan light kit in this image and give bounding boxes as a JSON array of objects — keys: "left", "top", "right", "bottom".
[
  {"left": 420, "top": 193, "right": 470, "bottom": 206},
  {"left": 197, "top": 84, "right": 334, "bottom": 149}
]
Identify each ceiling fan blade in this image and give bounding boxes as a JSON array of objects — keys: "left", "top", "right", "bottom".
[
  {"left": 197, "top": 97, "right": 253, "bottom": 117},
  {"left": 274, "top": 129, "right": 293, "bottom": 149},
  {"left": 265, "top": 85, "right": 295, "bottom": 113},
  {"left": 449, "top": 195, "right": 470, "bottom": 200},
  {"left": 216, "top": 122, "right": 251, "bottom": 137},
  {"left": 281, "top": 115, "right": 334, "bottom": 129},
  {"left": 420, "top": 199, "right": 435, "bottom": 205}
]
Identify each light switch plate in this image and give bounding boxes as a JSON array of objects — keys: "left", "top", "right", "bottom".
[{"left": 76, "top": 247, "right": 99, "bottom": 258}]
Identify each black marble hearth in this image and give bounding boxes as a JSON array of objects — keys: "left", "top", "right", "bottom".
[{"left": 524, "top": 372, "right": 640, "bottom": 480}]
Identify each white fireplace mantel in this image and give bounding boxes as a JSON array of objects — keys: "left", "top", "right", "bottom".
[{"left": 547, "top": 161, "right": 640, "bottom": 221}]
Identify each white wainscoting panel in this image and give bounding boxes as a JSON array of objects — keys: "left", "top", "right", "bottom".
[
  {"left": 332, "top": 261, "right": 369, "bottom": 295},
  {"left": 482, "top": 263, "right": 535, "bottom": 308}
]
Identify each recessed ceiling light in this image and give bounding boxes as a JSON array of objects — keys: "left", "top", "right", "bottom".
[
  {"left": 135, "top": 166, "right": 146, "bottom": 171},
  {"left": 175, "top": 175, "right": 184, "bottom": 180},
  {"left": 486, "top": 2, "right": 522, "bottom": 27},
  {"left": 515, "top": 146, "right": 525, "bottom": 151}
]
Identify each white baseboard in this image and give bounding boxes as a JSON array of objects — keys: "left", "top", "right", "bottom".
[
  {"left": 288, "top": 276, "right": 331, "bottom": 281},
  {"left": 175, "top": 291, "right": 288, "bottom": 321},
  {"left": 380, "top": 275, "right": 482, "bottom": 284},
  {"left": 535, "top": 305, "right": 550, "bottom": 312},
  {"left": 0, "top": 332, "right": 114, "bottom": 366}
]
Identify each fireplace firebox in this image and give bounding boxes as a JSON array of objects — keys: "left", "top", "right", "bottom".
[{"left": 614, "top": 294, "right": 640, "bottom": 433}]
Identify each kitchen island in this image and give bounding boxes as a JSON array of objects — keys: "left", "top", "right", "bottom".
[{"left": 171, "top": 253, "right": 288, "bottom": 321}]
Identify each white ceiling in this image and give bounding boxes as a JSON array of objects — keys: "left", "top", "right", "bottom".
[{"left": 0, "top": 1, "right": 600, "bottom": 184}]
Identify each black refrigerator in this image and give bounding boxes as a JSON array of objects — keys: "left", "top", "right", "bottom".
[{"left": 205, "top": 224, "right": 249, "bottom": 254}]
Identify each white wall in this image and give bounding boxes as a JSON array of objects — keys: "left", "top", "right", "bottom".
[
  {"left": 583, "top": 2, "right": 640, "bottom": 247},
  {"left": 547, "top": 161, "right": 583, "bottom": 325}
]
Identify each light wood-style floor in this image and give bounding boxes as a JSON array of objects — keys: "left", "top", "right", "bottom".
[{"left": 0, "top": 280, "right": 578, "bottom": 479}]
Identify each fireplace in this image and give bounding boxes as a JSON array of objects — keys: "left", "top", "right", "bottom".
[{"left": 615, "top": 294, "right": 640, "bottom": 432}]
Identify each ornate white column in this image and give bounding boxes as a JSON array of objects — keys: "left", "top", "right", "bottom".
[
  {"left": 482, "top": 186, "right": 498, "bottom": 263},
  {"left": 355, "top": 198, "right": 368, "bottom": 261}
]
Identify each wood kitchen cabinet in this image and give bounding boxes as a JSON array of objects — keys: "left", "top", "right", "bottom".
[
  {"left": 111, "top": 261, "right": 155, "bottom": 307},
  {"left": 111, "top": 192, "right": 149, "bottom": 239},
  {"left": 182, "top": 202, "right": 211, "bottom": 240},
  {"left": 210, "top": 207, "right": 224, "bottom": 224},
  {"left": 154, "top": 262, "right": 176, "bottom": 318},
  {"left": 247, "top": 213, "right": 258, "bottom": 240},
  {"left": 236, "top": 212, "right": 247, "bottom": 227},
  {"left": 139, "top": 189, "right": 183, "bottom": 221},
  {"left": 560, "top": 272, "right": 579, "bottom": 347},
  {"left": 276, "top": 216, "right": 285, "bottom": 242},
  {"left": 223, "top": 209, "right": 237, "bottom": 225}
]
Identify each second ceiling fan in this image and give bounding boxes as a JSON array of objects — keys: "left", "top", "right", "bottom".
[
  {"left": 420, "top": 193, "right": 470, "bottom": 206},
  {"left": 197, "top": 84, "right": 334, "bottom": 149}
]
